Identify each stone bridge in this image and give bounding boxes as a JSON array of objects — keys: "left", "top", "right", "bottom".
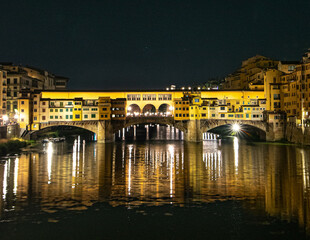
[{"left": 29, "top": 117, "right": 284, "bottom": 142}]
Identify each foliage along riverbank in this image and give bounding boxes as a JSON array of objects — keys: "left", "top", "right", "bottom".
[{"left": 0, "top": 139, "right": 33, "bottom": 156}]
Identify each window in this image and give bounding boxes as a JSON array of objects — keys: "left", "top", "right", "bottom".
[
  {"left": 158, "top": 94, "right": 172, "bottom": 100},
  {"left": 66, "top": 115, "right": 69, "bottom": 119},
  {"left": 220, "top": 107, "right": 225, "bottom": 110},
  {"left": 75, "top": 114, "right": 80, "bottom": 119},
  {"left": 142, "top": 94, "right": 156, "bottom": 101},
  {"left": 212, "top": 114, "right": 215, "bottom": 117},
  {"left": 50, "top": 116, "right": 53, "bottom": 119},
  {"left": 55, "top": 109, "right": 58, "bottom": 112},
  {"left": 21, "top": 101, "right": 24, "bottom": 105},
  {"left": 102, "top": 108, "right": 107, "bottom": 111},
  {"left": 34, "top": 101, "right": 37, "bottom": 105},
  {"left": 194, "top": 99, "right": 199, "bottom": 103},
  {"left": 55, "top": 116, "right": 58, "bottom": 119},
  {"left": 127, "top": 94, "right": 141, "bottom": 101},
  {"left": 34, "top": 117, "right": 37, "bottom": 121},
  {"left": 91, "top": 114, "right": 96, "bottom": 118},
  {"left": 70, "top": 115, "right": 73, "bottom": 119},
  {"left": 84, "top": 114, "right": 88, "bottom": 119},
  {"left": 60, "top": 109, "right": 63, "bottom": 112},
  {"left": 42, "top": 116, "right": 46, "bottom": 120},
  {"left": 220, "top": 114, "right": 225, "bottom": 117}
]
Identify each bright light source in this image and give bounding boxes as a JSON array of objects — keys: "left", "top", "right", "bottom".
[
  {"left": 188, "top": 87, "right": 191, "bottom": 90},
  {"left": 127, "top": 106, "right": 132, "bottom": 111},
  {"left": 14, "top": 114, "right": 18, "bottom": 119},
  {"left": 166, "top": 88, "right": 169, "bottom": 90},
  {"left": 198, "top": 87, "right": 201, "bottom": 90},
  {"left": 3, "top": 115, "right": 8, "bottom": 121},
  {"left": 232, "top": 123, "right": 241, "bottom": 132},
  {"left": 182, "top": 87, "right": 185, "bottom": 90},
  {"left": 169, "top": 106, "right": 173, "bottom": 111}
]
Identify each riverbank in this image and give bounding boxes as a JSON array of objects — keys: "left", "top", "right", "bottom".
[{"left": 0, "top": 139, "right": 33, "bottom": 156}]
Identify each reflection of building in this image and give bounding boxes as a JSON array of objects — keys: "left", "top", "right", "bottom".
[
  {"left": 0, "top": 142, "right": 310, "bottom": 232},
  {"left": 0, "top": 63, "right": 69, "bottom": 124}
]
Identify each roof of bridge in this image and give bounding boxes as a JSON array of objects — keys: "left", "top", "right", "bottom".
[{"left": 38, "top": 89, "right": 264, "bottom": 93}]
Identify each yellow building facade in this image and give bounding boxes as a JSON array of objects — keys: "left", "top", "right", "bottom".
[{"left": 17, "top": 89, "right": 267, "bottom": 132}]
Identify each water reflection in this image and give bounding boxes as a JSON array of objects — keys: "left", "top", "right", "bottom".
[{"left": 0, "top": 140, "right": 310, "bottom": 233}]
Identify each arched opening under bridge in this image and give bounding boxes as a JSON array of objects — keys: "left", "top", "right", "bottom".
[
  {"left": 30, "top": 125, "right": 97, "bottom": 142},
  {"left": 115, "top": 123, "right": 184, "bottom": 141},
  {"left": 203, "top": 123, "right": 266, "bottom": 141}
]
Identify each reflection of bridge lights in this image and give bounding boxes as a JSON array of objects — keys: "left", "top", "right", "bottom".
[
  {"left": 232, "top": 123, "right": 241, "bottom": 132},
  {"left": 47, "top": 142, "right": 53, "bottom": 184}
]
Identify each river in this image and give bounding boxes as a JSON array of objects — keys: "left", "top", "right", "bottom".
[{"left": 0, "top": 139, "right": 309, "bottom": 239}]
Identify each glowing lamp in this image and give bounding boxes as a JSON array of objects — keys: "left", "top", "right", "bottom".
[{"left": 232, "top": 123, "right": 241, "bottom": 132}]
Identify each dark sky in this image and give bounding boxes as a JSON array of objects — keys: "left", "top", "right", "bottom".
[{"left": 1, "top": 0, "right": 310, "bottom": 90}]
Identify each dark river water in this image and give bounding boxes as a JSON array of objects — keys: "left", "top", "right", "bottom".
[{"left": 0, "top": 138, "right": 310, "bottom": 240}]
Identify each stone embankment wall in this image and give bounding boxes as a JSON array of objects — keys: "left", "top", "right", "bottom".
[{"left": 286, "top": 123, "right": 310, "bottom": 145}]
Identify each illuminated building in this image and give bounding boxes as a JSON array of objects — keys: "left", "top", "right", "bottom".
[{"left": 0, "top": 63, "right": 69, "bottom": 124}]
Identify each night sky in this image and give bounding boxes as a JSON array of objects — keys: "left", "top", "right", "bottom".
[{"left": 1, "top": 0, "right": 310, "bottom": 90}]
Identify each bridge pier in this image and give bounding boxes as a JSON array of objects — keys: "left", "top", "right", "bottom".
[
  {"left": 185, "top": 120, "right": 203, "bottom": 142},
  {"left": 97, "top": 121, "right": 114, "bottom": 143}
]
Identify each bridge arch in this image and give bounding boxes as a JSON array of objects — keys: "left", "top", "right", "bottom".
[
  {"left": 142, "top": 104, "right": 156, "bottom": 115},
  {"left": 112, "top": 117, "right": 187, "bottom": 134},
  {"left": 28, "top": 122, "right": 98, "bottom": 140},
  {"left": 201, "top": 120, "right": 267, "bottom": 140},
  {"left": 158, "top": 103, "right": 172, "bottom": 114},
  {"left": 127, "top": 104, "right": 141, "bottom": 116}
]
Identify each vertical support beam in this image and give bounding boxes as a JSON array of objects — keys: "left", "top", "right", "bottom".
[
  {"left": 146, "top": 125, "right": 149, "bottom": 140},
  {"left": 122, "top": 128, "right": 125, "bottom": 141},
  {"left": 157, "top": 124, "right": 160, "bottom": 140}
]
